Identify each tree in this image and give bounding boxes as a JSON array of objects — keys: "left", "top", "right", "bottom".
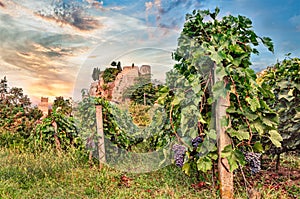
[
  {"left": 52, "top": 96, "right": 72, "bottom": 116},
  {"left": 111, "top": 61, "right": 117, "bottom": 67},
  {"left": 117, "top": 61, "right": 122, "bottom": 71},
  {"left": 81, "top": 88, "right": 89, "bottom": 99},
  {"left": 111, "top": 61, "right": 122, "bottom": 71},
  {"left": 92, "top": 67, "right": 101, "bottom": 81},
  {"left": 0, "top": 76, "right": 7, "bottom": 101},
  {"left": 0, "top": 76, "right": 42, "bottom": 149},
  {"left": 123, "top": 75, "right": 162, "bottom": 105},
  {"left": 102, "top": 68, "right": 120, "bottom": 83}
]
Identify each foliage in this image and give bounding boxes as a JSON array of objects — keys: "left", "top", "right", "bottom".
[
  {"left": 52, "top": 96, "right": 72, "bottom": 116},
  {"left": 29, "top": 106, "right": 81, "bottom": 152},
  {"left": 258, "top": 57, "right": 300, "bottom": 155},
  {"left": 0, "top": 77, "right": 42, "bottom": 149},
  {"left": 128, "top": 103, "right": 152, "bottom": 126},
  {"left": 74, "top": 96, "right": 97, "bottom": 147},
  {"left": 102, "top": 68, "right": 121, "bottom": 83},
  {"left": 74, "top": 96, "right": 175, "bottom": 158},
  {"left": 156, "top": 8, "right": 280, "bottom": 174},
  {"left": 0, "top": 76, "right": 8, "bottom": 98},
  {"left": 123, "top": 75, "right": 162, "bottom": 105},
  {"left": 75, "top": 97, "right": 151, "bottom": 150},
  {"left": 111, "top": 61, "right": 122, "bottom": 71},
  {"left": 92, "top": 67, "right": 101, "bottom": 81}
]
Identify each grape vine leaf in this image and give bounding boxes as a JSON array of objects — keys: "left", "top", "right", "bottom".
[
  {"left": 207, "top": 46, "right": 226, "bottom": 64},
  {"left": 182, "top": 162, "right": 191, "bottom": 176},
  {"left": 260, "top": 37, "right": 274, "bottom": 53},
  {"left": 245, "top": 97, "right": 260, "bottom": 112},
  {"left": 268, "top": 130, "right": 283, "bottom": 147},
  {"left": 253, "top": 122, "right": 264, "bottom": 136},
  {"left": 197, "top": 156, "right": 213, "bottom": 172},
  {"left": 253, "top": 142, "right": 264, "bottom": 153},
  {"left": 227, "top": 129, "right": 250, "bottom": 140},
  {"left": 216, "top": 65, "right": 227, "bottom": 79},
  {"left": 221, "top": 145, "right": 245, "bottom": 171}
]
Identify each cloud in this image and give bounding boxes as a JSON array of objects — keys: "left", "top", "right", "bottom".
[
  {"left": 0, "top": 0, "right": 184, "bottom": 104},
  {"left": 145, "top": 1, "right": 153, "bottom": 11},
  {"left": 144, "top": 0, "right": 202, "bottom": 29},
  {"left": 289, "top": 15, "right": 300, "bottom": 31},
  {"left": 0, "top": 11, "right": 95, "bottom": 103},
  {"left": 0, "top": 1, "right": 4, "bottom": 8},
  {"left": 35, "top": 0, "right": 101, "bottom": 31}
]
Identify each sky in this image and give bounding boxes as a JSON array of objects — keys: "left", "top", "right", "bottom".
[{"left": 0, "top": 0, "right": 300, "bottom": 104}]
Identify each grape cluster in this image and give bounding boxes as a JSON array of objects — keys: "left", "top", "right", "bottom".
[
  {"left": 172, "top": 144, "right": 186, "bottom": 167},
  {"left": 191, "top": 136, "right": 203, "bottom": 148},
  {"left": 244, "top": 152, "right": 261, "bottom": 174}
]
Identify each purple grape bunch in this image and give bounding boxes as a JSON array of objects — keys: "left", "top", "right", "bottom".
[
  {"left": 244, "top": 152, "right": 261, "bottom": 174},
  {"left": 172, "top": 144, "right": 186, "bottom": 167},
  {"left": 191, "top": 136, "right": 203, "bottom": 148}
]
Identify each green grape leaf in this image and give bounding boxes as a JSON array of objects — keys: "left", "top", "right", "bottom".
[
  {"left": 253, "top": 142, "right": 264, "bottom": 153},
  {"left": 208, "top": 46, "right": 226, "bottom": 64},
  {"left": 207, "top": 129, "right": 217, "bottom": 140},
  {"left": 227, "top": 129, "right": 250, "bottom": 140},
  {"left": 198, "top": 114, "right": 207, "bottom": 124},
  {"left": 216, "top": 65, "right": 227, "bottom": 79},
  {"left": 197, "top": 156, "right": 213, "bottom": 172},
  {"left": 221, "top": 145, "right": 246, "bottom": 171},
  {"left": 262, "top": 117, "right": 276, "bottom": 127},
  {"left": 245, "top": 97, "right": 260, "bottom": 112},
  {"left": 253, "top": 122, "right": 264, "bottom": 136},
  {"left": 260, "top": 37, "right": 274, "bottom": 53},
  {"left": 269, "top": 130, "right": 283, "bottom": 148},
  {"left": 182, "top": 162, "right": 191, "bottom": 176},
  {"left": 171, "top": 93, "right": 184, "bottom": 106}
]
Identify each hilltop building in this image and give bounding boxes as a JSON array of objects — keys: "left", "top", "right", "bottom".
[
  {"left": 38, "top": 97, "right": 49, "bottom": 118},
  {"left": 89, "top": 65, "right": 151, "bottom": 103}
]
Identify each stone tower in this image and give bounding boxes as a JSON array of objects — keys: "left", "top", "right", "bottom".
[
  {"left": 38, "top": 97, "right": 49, "bottom": 118},
  {"left": 139, "top": 65, "right": 151, "bottom": 76}
]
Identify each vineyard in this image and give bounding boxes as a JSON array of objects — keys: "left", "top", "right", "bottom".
[{"left": 0, "top": 8, "right": 299, "bottom": 199}]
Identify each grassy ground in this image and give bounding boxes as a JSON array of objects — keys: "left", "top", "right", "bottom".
[
  {"left": 0, "top": 148, "right": 214, "bottom": 199},
  {"left": 0, "top": 148, "right": 299, "bottom": 199}
]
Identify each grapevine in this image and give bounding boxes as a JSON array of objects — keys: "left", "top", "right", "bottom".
[
  {"left": 157, "top": 7, "right": 281, "bottom": 174},
  {"left": 257, "top": 57, "right": 300, "bottom": 168}
]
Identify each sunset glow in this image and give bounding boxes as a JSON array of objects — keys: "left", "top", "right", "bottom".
[{"left": 1, "top": 0, "right": 300, "bottom": 105}]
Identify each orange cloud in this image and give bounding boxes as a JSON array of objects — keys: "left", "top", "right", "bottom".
[{"left": 35, "top": 13, "right": 102, "bottom": 32}]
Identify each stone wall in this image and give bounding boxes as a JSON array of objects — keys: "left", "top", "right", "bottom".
[
  {"left": 111, "top": 66, "right": 139, "bottom": 102},
  {"left": 89, "top": 65, "right": 151, "bottom": 103}
]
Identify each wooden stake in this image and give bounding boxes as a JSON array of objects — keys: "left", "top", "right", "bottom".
[
  {"left": 213, "top": 63, "right": 233, "bottom": 199},
  {"left": 95, "top": 105, "right": 106, "bottom": 169}
]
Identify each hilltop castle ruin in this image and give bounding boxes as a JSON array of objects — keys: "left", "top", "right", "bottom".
[
  {"left": 89, "top": 65, "right": 151, "bottom": 103},
  {"left": 38, "top": 97, "right": 49, "bottom": 118}
]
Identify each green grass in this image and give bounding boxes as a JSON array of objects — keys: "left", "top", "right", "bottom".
[
  {"left": 0, "top": 148, "right": 215, "bottom": 199},
  {"left": 1, "top": 148, "right": 299, "bottom": 199}
]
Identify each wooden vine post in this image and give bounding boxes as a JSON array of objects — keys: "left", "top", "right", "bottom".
[
  {"left": 213, "top": 63, "right": 234, "bottom": 198},
  {"left": 95, "top": 104, "right": 106, "bottom": 169}
]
